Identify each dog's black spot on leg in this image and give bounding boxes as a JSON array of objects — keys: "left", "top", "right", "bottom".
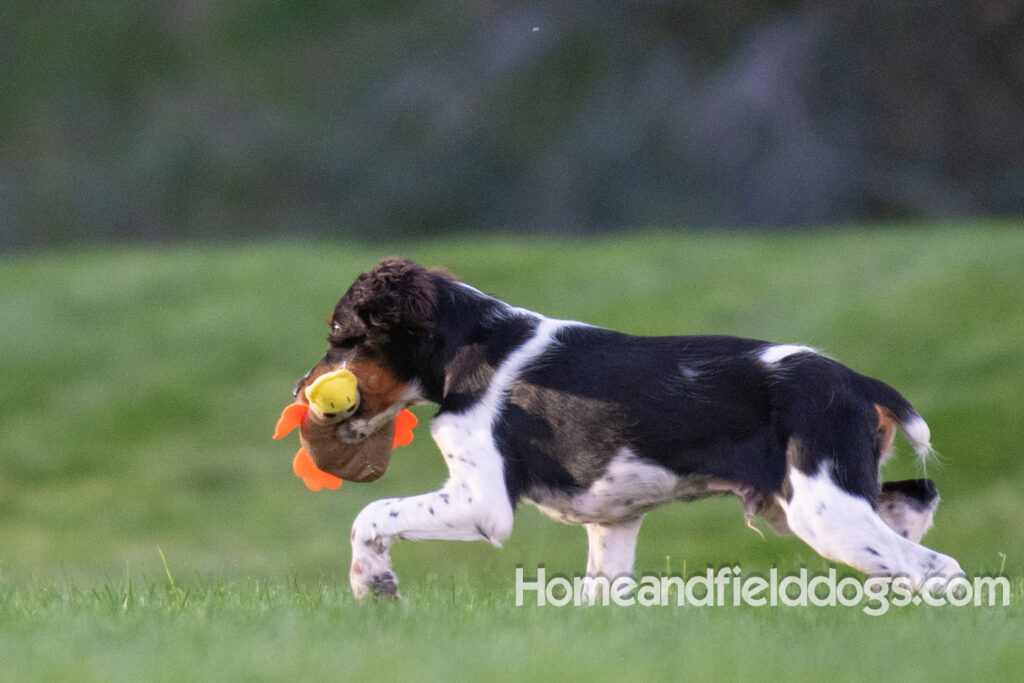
[
  {"left": 428, "top": 507, "right": 435, "bottom": 516},
  {"left": 389, "top": 510, "right": 400, "bottom": 518},
  {"left": 364, "top": 538, "right": 387, "bottom": 554},
  {"left": 864, "top": 547, "right": 881, "bottom": 557},
  {"left": 439, "top": 493, "right": 450, "bottom": 504},
  {"left": 816, "top": 503, "right": 826, "bottom": 516}
]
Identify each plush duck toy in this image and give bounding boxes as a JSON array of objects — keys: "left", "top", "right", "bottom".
[{"left": 273, "top": 367, "right": 416, "bottom": 490}]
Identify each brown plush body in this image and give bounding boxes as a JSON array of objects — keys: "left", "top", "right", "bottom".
[
  {"left": 299, "top": 410, "right": 394, "bottom": 482},
  {"left": 292, "top": 360, "right": 408, "bottom": 482}
]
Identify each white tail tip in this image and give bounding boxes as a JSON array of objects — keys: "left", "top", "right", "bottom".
[{"left": 902, "top": 415, "right": 934, "bottom": 462}]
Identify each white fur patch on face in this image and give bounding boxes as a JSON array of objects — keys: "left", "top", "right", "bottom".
[{"left": 758, "top": 344, "right": 818, "bottom": 365}]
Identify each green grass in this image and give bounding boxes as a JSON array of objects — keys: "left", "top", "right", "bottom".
[
  {"left": 2, "top": 224, "right": 1023, "bottom": 680},
  {"left": 1, "top": 575, "right": 1021, "bottom": 681}
]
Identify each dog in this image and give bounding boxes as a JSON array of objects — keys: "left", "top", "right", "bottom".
[{"left": 294, "top": 257, "right": 963, "bottom": 599}]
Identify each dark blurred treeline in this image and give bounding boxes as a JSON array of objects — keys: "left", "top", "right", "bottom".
[{"left": 2, "top": 1, "right": 1023, "bottom": 250}]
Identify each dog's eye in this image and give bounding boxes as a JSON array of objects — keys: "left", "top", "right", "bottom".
[
  {"left": 328, "top": 321, "right": 346, "bottom": 341},
  {"left": 336, "top": 337, "right": 363, "bottom": 349},
  {"left": 328, "top": 329, "right": 363, "bottom": 349}
]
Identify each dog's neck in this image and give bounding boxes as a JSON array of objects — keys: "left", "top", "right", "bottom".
[{"left": 419, "top": 277, "right": 540, "bottom": 411}]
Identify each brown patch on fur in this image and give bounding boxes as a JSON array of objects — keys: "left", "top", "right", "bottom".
[
  {"left": 785, "top": 436, "right": 816, "bottom": 475},
  {"left": 875, "top": 404, "right": 898, "bottom": 465},
  {"left": 346, "top": 360, "right": 409, "bottom": 418}
]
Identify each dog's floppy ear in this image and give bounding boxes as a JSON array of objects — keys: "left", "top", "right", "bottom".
[{"left": 349, "top": 257, "right": 438, "bottom": 332}]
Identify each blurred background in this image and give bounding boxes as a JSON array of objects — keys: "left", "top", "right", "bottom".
[
  {"left": 2, "top": 0, "right": 1022, "bottom": 251},
  {"left": 1, "top": 2, "right": 1022, "bottom": 590}
]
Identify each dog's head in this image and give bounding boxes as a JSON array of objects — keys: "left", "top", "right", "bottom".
[{"left": 295, "top": 257, "right": 446, "bottom": 424}]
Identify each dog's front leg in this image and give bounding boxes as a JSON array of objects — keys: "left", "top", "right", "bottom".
[
  {"left": 350, "top": 412, "right": 515, "bottom": 599},
  {"left": 350, "top": 479, "right": 514, "bottom": 599}
]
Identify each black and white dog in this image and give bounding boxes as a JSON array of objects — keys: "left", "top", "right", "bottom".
[{"left": 295, "top": 258, "right": 962, "bottom": 599}]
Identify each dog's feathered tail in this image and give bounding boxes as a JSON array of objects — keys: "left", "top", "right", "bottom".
[{"left": 858, "top": 374, "right": 935, "bottom": 470}]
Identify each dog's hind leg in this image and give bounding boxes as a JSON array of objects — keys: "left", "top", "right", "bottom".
[
  {"left": 581, "top": 517, "right": 644, "bottom": 604},
  {"left": 778, "top": 459, "right": 963, "bottom": 590}
]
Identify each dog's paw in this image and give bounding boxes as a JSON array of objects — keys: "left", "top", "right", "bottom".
[
  {"left": 370, "top": 571, "right": 400, "bottom": 600},
  {"left": 351, "top": 561, "right": 400, "bottom": 600},
  {"left": 923, "top": 555, "right": 966, "bottom": 596},
  {"left": 892, "top": 553, "right": 965, "bottom": 598}
]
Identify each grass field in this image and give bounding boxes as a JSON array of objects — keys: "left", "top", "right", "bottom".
[{"left": 2, "top": 224, "right": 1023, "bottom": 680}]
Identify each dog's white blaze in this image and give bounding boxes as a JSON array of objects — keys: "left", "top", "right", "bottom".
[
  {"left": 759, "top": 344, "right": 817, "bottom": 364},
  {"left": 779, "top": 462, "right": 962, "bottom": 587}
]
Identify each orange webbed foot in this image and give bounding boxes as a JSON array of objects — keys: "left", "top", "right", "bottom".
[
  {"left": 273, "top": 402, "right": 309, "bottom": 440},
  {"left": 393, "top": 409, "right": 417, "bottom": 449},
  {"left": 292, "top": 448, "right": 343, "bottom": 491}
]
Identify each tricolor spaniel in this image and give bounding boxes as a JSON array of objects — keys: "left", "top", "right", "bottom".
[{"left": 294, "top": 258, "right": 962, "bottom": 599}]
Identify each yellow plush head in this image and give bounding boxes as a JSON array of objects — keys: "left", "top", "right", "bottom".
[{"left": 304, "top": 368, "right": 360, "bottom": 417}]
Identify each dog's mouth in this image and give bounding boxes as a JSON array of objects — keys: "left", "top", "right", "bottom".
[
  {"left": 332, "top": 404, "right": 373, "bottom": 443},
  {"left": 291, "top": 357, "right": 415, "bottom": 446}
]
